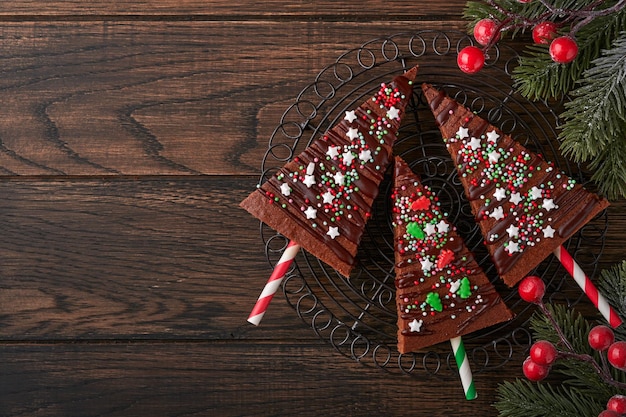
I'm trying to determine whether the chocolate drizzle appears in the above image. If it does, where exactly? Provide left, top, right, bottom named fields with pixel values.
left=400, top=283, right=502, bottom=337
left=243, top=70, right=417, bottom=277
left=422, top=83, right=610, bottom=286
left=392, top=155, right=513, bottom=353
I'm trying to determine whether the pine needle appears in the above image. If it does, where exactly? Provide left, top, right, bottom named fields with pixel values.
left=559, top=32, right=626, bottom=199
left=599, top=261, right=626, bottom=339
left=494, top=380, right=604, bottom=417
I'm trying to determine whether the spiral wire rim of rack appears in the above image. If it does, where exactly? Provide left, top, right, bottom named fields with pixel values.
left=256, top=30, right=608, bottom=379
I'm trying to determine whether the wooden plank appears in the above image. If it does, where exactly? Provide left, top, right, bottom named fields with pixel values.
left=0, top=177, right=314, bottom=340
left=0, top=341, right=519, bottom=417
left=0, top=20, right=465, bottom=176
left=0, top=1, right=468, bottom=17
left=0, top=176, right=623, bottom=340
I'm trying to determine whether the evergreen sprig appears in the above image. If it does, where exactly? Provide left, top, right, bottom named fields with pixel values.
left=529, top=304, right=591, bottom=352
left=599, top=261, right=626, bottom=340
left=495, top=379, right=604, bottom=417
left=558, top=30, right=626, bottom=199
left=513, top=2, right=626, bottom=100
left=530, top=305, right=623, bottom=399
left=494, top=262, right=626, bottom=417
left=464, top=1, right=626, bottom=199
left=464, top=0, right=626, bottom=100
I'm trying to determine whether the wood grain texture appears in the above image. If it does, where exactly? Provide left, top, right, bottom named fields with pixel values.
left=0, top=177, right=622, bottom=337
left=0, top=342, right=526, bottom=417
left=0, top=1, right=623, bottom=416
left=0, top=20, right=464, bottom=176
left=0, top=1, right=469, bottom=17
left=0, top=177, right=315, bottom=340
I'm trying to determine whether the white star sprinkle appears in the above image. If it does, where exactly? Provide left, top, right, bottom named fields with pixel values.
left=322, top=191, right=335, bottom=204
left=510, top=192, right=522, bottom=205
left=344, top=110, right=357, bottom=123
left=358, top=149, right=372, bottom=163
left=529, top=186, right=543, bottom=200
left=543, top=225, right=556, bottom=238
left=506, top=241, right=520, bottom=254
left=486, top=130, right=500, bottom=143
left=342, top=151, right=355, bottom=166
left=456, top=126, right=469, bottom=140
left=506, top=224, right=519, bottom=238
left=306, top=162, right=315, bottom=175
left=303, top=174, right=316, bottom=188
left=488, top=150, right=501, bottom=163
left=304, top=206, right=317, bottom=219
left=450, top=280, right=461, bottom=294
left=327, top=226, right=340, bottom=239
left=326, top=145, right=340, bottom=159
left=424, top=223, right=437, bottom=236
left=493, top=188, right=507, bottom=201
left=420, top=258, right=434, bottom=272
left=409, top=319, right=423, bottom=333
left=489, top=206, right=504, bottom=220
left=387, top=106, right=400, bottom=120
left=333, top=172, right=345, bottom=185
left=542, top=198, right=556, bottom=211
left=436, top=220, right=449, bottom=233
left=280, top=182, right=291, bottom=196
left=468, top=137, right=482, bottom=150
left=346, top=127, right=359, bottom=140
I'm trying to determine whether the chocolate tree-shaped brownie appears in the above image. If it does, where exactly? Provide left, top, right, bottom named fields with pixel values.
left=240, top=66, right=418, bottom=277
left=392, top=156, right=513, bottom=353
left=421, top=84, right=609, bottom=287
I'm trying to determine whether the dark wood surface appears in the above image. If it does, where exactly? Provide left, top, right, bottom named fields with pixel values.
left=0, top=2, right=624, bottom=416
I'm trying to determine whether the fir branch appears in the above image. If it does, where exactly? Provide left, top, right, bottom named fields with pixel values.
left=529, top=304, right=591, bottom=353
left=512, top=45, right=577, bottom=100
left=559, top=32, right=626, bottom=157
left=599, top=260, right=626, bottom=337
left=559, top=32, right=626, bottom=199
left=512, top=3, right=626, bottom=100
left=494, top=379, right=604, bottom=417
left=587, top=138, right=626, bottom=200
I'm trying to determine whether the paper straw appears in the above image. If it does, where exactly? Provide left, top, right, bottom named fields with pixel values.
left=553, top=245, right=622, bottom=328
left=247, top=240, right=301, bottom=326
left=450, top=336, right=477, bottom=400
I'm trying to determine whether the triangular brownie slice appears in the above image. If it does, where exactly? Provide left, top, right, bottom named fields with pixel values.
left=392, top=156, right=513, bottom=354
left=421, top=84, right=610, bottom=287
left=241, top=66, right=419, bottom=277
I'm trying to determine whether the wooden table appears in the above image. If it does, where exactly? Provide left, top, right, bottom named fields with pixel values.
left=0, top=2, right=623, bottom=416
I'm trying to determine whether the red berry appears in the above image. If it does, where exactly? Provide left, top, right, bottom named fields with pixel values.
left=473, top=18, right=500, bottom=46
left=532, top=21, right=558, bottom=45
left=608, top=341, right=626, bottom=370
left=523, top=356, right=550, bottom=381
left=607, top=395, right=626, bottom=414
left=457, top=46, right=485, bottom=74
left=518, top=275, right=545, bottom=303
left=598, top=411, right=621, bottom=417
left=549, top=36, right=579, bottom=64
left=588, top=325, right=615, bottom=351
left=530, top=340, right=558, bottom=366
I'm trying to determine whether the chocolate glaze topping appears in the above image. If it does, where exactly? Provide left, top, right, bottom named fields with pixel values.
left=246, top=70, right=416, bottom=274
left=422, top=83, right=609, bottom=285
left=392, top=156, right=513, bottom=352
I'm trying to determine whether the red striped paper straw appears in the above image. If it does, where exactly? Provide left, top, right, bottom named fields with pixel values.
left=247, top=240, right=301, bottom=326
left=553, top=245, right=622, bottom=328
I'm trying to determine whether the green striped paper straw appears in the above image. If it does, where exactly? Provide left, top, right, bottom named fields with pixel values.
left=450, top=336, right=477, bottom=400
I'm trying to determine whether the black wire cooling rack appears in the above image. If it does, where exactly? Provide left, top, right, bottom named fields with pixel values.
left=255, top=30, right=608, bottom=380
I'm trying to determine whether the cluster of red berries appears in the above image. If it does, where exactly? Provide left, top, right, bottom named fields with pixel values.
left=457, top=0, right=579, bottom=74
left=517, top=275, right=626, bottom=417
left=599, top=395, right=626, bottom=417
